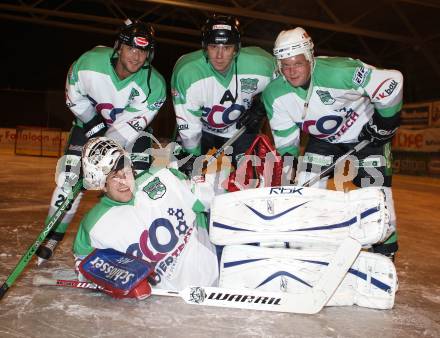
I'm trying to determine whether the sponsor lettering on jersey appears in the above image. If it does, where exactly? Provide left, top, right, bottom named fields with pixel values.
left=127, top=116, right=146, bottom=132
left=327, top=109, right=360, bottom=142
left=352, top=66, right=371, bottom=87
left=301, top=107, right=359, bottom=141
left=240, top=78, right=259, bottom=94
left=372, top=78, right=399, bottom=101
left=176, top=115, right=189, bottom=130
left=143, top=177, right=166, bottom=199
left=316, top=90, right=335, bottom=105
left=202, top=103, right=246, bottom=129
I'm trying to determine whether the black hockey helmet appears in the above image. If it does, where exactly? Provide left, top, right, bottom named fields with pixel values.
left=201, top=14, right=241, bottom=50
left=115, top=19, right=155, bottom=62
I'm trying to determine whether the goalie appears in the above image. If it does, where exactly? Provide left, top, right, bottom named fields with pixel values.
left=72, top=137, right=219, bottom=298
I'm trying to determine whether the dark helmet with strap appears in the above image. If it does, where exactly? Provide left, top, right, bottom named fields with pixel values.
left=115, top=19, right=155, bottom=63
left=201, top=14, right=241, bottom=50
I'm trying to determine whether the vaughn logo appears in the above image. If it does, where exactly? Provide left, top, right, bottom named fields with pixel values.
left=316, top=90, right=335, bottom=105
left=240, top=78, right=259, bottom=94
left=143, top=177, right=166, bottom=199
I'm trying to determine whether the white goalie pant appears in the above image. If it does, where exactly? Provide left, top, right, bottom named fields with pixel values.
left=219, top=245, right=398, bottom=310
left=209, top=186, right=392, bottom=248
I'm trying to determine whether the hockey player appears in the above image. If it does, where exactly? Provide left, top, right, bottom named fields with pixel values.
left=262, top=27, right=403, bottom=259
left=171, top=14, right=276, bottom=175
left=36, top=19, right=167, bottom=265
left=73, top=137, right=219, bottom=291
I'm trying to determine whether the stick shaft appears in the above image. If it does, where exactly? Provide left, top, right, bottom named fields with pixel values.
left=301, top=140, right=370, bottom=187
left=0, top=180, right=83, bottom=300
left=205, top=126, right=246, bottom=166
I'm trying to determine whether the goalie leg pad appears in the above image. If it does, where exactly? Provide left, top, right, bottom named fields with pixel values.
left=219, top=245, right=397, bottom=309
left=210, top=186, right=390, bottom=247
left=79, top=248, right=153, bottom=300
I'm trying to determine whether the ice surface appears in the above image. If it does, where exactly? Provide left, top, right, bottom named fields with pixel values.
left=0, top=154, right=439, bottom=337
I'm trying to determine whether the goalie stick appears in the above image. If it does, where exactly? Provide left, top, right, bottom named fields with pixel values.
left=0, top=180, right=83, bottom=300
left=301, top=140, right=370, bottom=187
left=32, top=237, right=361, bottom=314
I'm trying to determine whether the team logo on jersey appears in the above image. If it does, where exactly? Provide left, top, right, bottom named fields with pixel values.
left=147, top=98, right=165, bottom=111
left=240, top=78, right=259, bottom=94
left=143, top=177, right=166, bottom=199
left=128, top=88, right=140, bottom=104
left=352, top=66, right=371, bottom=87
left=316, top=90, right=335, bottom=105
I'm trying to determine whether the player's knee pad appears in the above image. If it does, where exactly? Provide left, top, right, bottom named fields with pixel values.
left=381, top=187, right=396, bottom=234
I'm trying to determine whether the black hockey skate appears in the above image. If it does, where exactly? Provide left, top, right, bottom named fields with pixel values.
left=35, top=231, right=65, bottom=266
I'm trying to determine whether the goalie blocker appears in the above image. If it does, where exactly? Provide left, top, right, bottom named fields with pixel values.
left=209, top=186, right=391, bottom=247
left=79, top=248, right=153, bottom=300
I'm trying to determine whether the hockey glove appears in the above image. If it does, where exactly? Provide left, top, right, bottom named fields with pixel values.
left=176, top=151, right=197, bottom=177
left=281, top=154, right=298, bottom=185
left=83, top=114, right=108, bottom=139
left=236, top=94, right=267, bottom=133
left=358, top=111, right=400, bottom=146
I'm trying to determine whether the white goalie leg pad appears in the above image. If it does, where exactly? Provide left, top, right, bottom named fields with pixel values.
left=210, top=186, right=390, bottom=247
left=219, top=245, right=397, bottom=309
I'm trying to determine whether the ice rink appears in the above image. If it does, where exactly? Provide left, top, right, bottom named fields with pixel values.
left=0, top=153, right=439, bottom=338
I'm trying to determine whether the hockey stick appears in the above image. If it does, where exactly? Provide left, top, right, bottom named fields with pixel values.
left=205, top=125, right=247, bottom=167
left=301, top=140, right=370, bottom=187
left=0, top=180, right=83, bottom=300
left=32, top=237, right=360, bottom=313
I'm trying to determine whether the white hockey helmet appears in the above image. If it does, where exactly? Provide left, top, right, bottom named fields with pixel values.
left=273, top=27, right=314, bottom=63
left=82, top=137, right=131, bottom=190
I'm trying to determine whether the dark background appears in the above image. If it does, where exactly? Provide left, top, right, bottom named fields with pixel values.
left=1, top=0, right=439, bottom=137
left=0, top=19, right=194, bottom=137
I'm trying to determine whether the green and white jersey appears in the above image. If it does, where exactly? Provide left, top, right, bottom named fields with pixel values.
left=262, top=57, right=403, bottom=156
left=66, top=46, right=166, bottom=147
left=172, top=47, right=276, bottom=155
left=73, top=168, right=218, bottom=290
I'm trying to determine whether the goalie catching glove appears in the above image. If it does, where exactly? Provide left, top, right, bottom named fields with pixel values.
left=78, top=248, right=153, bottom=300
left=358, top=111, right=400, bottom=146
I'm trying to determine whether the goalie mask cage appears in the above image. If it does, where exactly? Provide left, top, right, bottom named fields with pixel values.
left=14, top=125, right=63, bottom=157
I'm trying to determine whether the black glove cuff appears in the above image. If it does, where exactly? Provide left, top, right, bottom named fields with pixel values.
left=84, top=115, right=108, bottom=138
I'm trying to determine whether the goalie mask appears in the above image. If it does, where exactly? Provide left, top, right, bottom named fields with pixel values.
left=82, top=137, right=132, bottom=190
left=273, top=27, right=314, bottom=67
